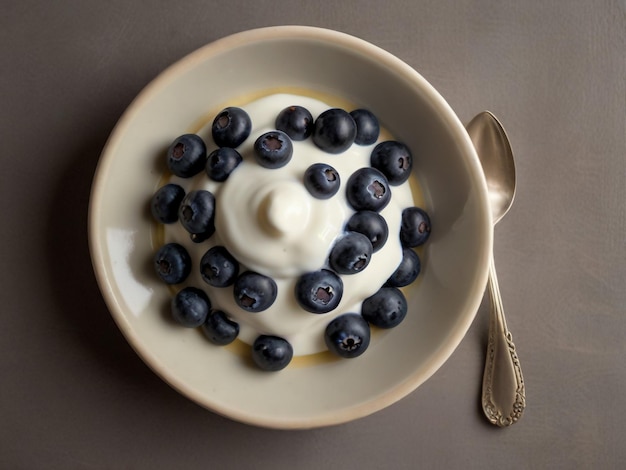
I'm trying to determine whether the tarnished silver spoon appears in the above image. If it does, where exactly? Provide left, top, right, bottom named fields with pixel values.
left=466, top=111, right=526, bottom=426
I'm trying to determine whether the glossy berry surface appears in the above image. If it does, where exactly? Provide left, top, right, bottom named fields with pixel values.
left=324, top=313, right=371, bottom=358
left=370, top=140, right=413, bottom=185
left=200, top=246, right=239, bottom=287
left=312, top=108, right=357, bottom=154
left=295, top=269, right=343, bottom=314
left=205, top=147, right=242, bottom=182
left=154, top=243, right=191, bottom=284
left=166, top=134, right=207, bottom=178
left=211, top=107, right=252, bottom=148
left=275, top=105, right=313, bottom=141
left=252, top=335, right=293, bottom=371
left=254, top=130, right=293, bottom=169
left=350, top=109, right=380, bottom=145
left=303, top=163, right=341, bottom=199
left=233, top=272, right=278, bottom=312
left=400, top=207, right=431, bottom=247
left=171, top=287, right=211, bottom=328
left=151, top=183, right=185, bottom=224
left=328, top=232, right=373, bottom=275
left=385, top=248, right=421, bottom=287
left=345, top=210, right=388, bottom=252
left=178, top=190, right=216, bottom=239
left=201, top=310, right=239, bottom=345
left=361, top=287, right=407, bottom=329
left=345, top=167, right=391, bottom=212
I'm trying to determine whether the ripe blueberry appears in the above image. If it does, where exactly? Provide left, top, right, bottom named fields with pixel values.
left=295, top=269, right=343, bottom=314
left=328, top=232, right=373, bottom=275
left=350, top=109, right=380, bottom=145
left=275, top=105, right=313, bottom=141
left=166, top=134, right=207, bottom=178
left=370, top=141, right=413, bottom=185
left=400, top=207, right=431, bottom=247
left=151, top=183, right=185, bottom=224
left=361, top=287, right=407, bottom=329
left=200, top=246, right=239, bottom=287
left=212, top=107, right=251, bottom=148
left=251, top=335, right=293, bottom=371
left=254, top=130, right=293, bottom=169
left=324, top=313, right=371, bottom=358
left=303, top=163, right=340, bottom=199
left=154, top=243, right=191, bottom=284
left=345, top=210, right=388, bottom=252
left=385, top=248, right=421, bottom=287
left=201, top=309, right=239, bottom=345
left=205, top=147, right=242, bottom=182
left=171, top=287, right=211, bottom=328
left=233, top=271, right=277, bottom=312
left=178, top=190, right=216, bottom=240
left=345, top=167, right=391, bottom=212
left=312, top=108, right=356, bottom=154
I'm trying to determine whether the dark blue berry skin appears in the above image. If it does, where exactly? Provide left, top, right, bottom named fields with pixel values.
left=171, top=287, right=211, bottom=328
left=252, top=335, right=293, bottom=371
left=370, top=141, right=413, bottom=186
left=345, top=210, right=388, bottom=252
left=167, top=134, right=207, bottom=178
left=200, top=246, right=239, bottom=287
left=295, top=269, right=343, bottom=314
left=233, top=272, right=278, bottom=312
left=205, top=147, right=242, bottom=182
left=345, top=167, right=391, bottom=212
left=212, top=107, right=252, bottom=148
left=303, top=163, right=340, bottom=199
left=361, top=287, right=407, bottom=329
left=385, top=248, right=421, bottom=287
left=350, top=109, right=380, bottom=145
left=324, top=313, right=371, bottom=358
left=154, top=243, right=191, bottom=284
left=400, top=207, right=431, bottom=247
left=151, top=184, right=185, bottom=224
left=329, top=232, right=373, bottom=275
left=312, top=108, right=357, bottom=154
left=178, top=190, right=216, bottom=239
left=254, top=130, right=293, bottom=169
left=275, top=105, right=313, bottom=141
left=201, top=310, right=239, bottom=345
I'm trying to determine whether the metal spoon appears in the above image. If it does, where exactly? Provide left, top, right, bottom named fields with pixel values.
left=466, top=111, right=526, bottom=426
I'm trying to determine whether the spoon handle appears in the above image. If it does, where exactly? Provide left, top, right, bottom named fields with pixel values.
left=482, top=256, right=526, bottom=426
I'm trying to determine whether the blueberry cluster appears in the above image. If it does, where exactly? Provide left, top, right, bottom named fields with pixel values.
left=149, top=103, right=432, bottom=371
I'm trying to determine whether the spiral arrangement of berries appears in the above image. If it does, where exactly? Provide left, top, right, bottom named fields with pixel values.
left=150, top=94, right=431, bottom=372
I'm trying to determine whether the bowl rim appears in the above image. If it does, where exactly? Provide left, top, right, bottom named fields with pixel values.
left=88, top=25, right=493, bottom=429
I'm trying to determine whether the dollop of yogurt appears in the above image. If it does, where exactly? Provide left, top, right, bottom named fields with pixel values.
left=163, top=93, right=415, bottom=355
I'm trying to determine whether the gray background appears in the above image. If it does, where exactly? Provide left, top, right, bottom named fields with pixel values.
left=2, top=1, right=624, bottom=468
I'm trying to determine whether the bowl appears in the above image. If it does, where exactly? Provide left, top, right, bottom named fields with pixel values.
left=88, top=25, right=492, bottom=429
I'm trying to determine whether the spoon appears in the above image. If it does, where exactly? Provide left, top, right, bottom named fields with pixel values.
left=466, top=111, right=526, bottom=426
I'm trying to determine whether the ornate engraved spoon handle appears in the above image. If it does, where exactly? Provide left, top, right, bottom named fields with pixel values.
left=482, top=256, right=526, bottom=426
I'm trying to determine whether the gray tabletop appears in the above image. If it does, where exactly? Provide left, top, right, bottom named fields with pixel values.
left=2, top=1, right=625, bottom=468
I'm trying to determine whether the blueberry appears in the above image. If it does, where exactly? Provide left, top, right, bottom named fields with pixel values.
left=171, top=287, right=211, bottom=328
left=201, top=309, right=239, bottom=345
left=233, top=272, right=277, bottom=312
left=385, top=248, right=421, bottom=287
left=350, top=109, right=380, bottom=145
left=254, top=130, right=293, bottom=169
left=154, top=243, right=191, bottom=284
left=205, top=147, right=242, bottom=182
left=295, top=269, right=343, bottom=314
left=324, top=313, right=371, bottom=358
left=329, top=232, right=373, bottom=275
left=251, top=335, right=293, bottom=371
left=212, top=107, right=252, bottom=148
left=345, top=210, right=388, bottom=252
left=178, top=190, right=216, bottom=240
left=312, top=108, right=357, bottom=154
left=303, top=163, right=340, bottom=199
left=199, top=246, right=239, bottom=287
left=166, top=134, right=207, bottom=178
left=150, top=183, right=185, bottom=224
left=400, top=207, right=431, bottom=247
left=275, top=105, right=314, bottom=141
left=370, top=141, right=413, bottom=185
left=361, top=287, right=407, bottom=329
left=345, top=167, right=391, bottom=212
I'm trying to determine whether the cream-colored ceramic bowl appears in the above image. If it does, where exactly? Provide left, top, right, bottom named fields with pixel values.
left=89, top=26, right=492, bottom=429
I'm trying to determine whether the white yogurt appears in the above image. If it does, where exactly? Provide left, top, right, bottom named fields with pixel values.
left=164, top=93, right=415, bottom=355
